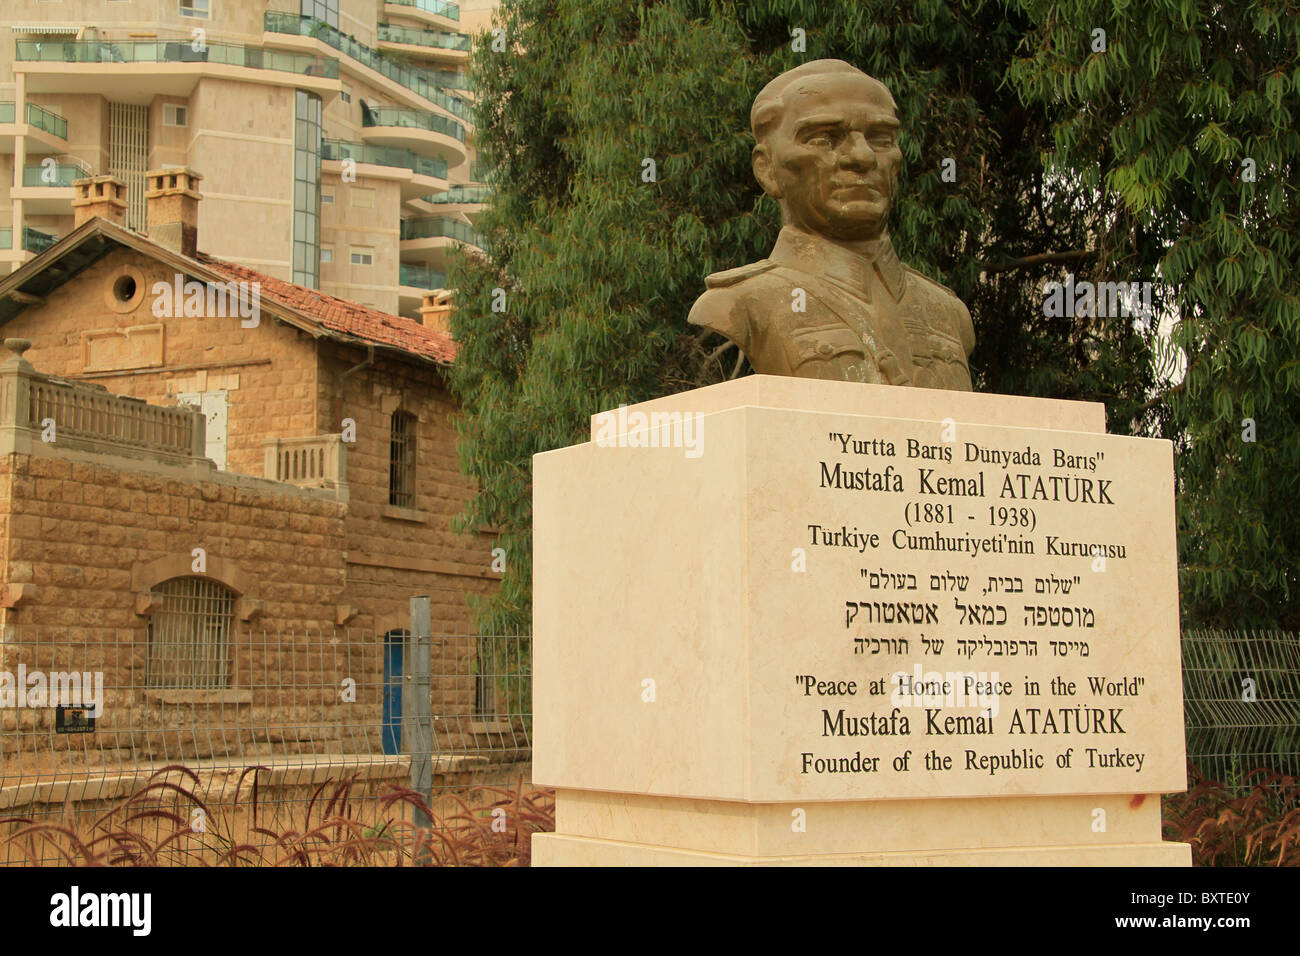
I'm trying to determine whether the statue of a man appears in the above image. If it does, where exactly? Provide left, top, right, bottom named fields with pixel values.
left=689, top=59, right=975, bottom=390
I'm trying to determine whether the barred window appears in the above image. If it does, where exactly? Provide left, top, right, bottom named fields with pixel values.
left=389, top=411, right=417, bottom=508
left=146, top=577, right=236, bottom=688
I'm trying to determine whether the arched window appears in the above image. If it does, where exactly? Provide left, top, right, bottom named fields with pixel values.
left=146, top=576, right=237, bottom=689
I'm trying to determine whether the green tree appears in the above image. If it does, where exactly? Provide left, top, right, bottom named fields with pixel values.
left=448, top=0, right=1215, bottom=633
left=1011, top=0, right=1300, bottom=628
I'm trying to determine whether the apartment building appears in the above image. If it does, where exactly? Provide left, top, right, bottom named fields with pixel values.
left=0, top=0, right=495, bottom=319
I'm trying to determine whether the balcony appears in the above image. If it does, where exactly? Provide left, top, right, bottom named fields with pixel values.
left=400, top=262, right=447, bottom=288
left=322, top=138, right=448, bottom=199
left=13, top=157, right=91, bottom=214
left=398, top=263, right=448, bottom=315
left=0, top=344, right=205, bottom=466
left=384, top=0, right=461, bottom=30
left=401, top=217, right=480, bottom=245
left=376, top=23, right=470, bottom=67
left=263, top=434, right=348, bottom=496
left=13, top=39, right=339, bottom=101
left=431, top=185, right=490, bottom=203
left=425, top=184, right=489, bottom=222
left=399, top=215, right=483, bottom=271
left=361, top=105, right=467, bottom=168
left=0, top=227, right=59, bottom=265
left=0, top=101, right=68, bottom=155
left=264, top=13, right=471, bottom=123
left=23, top=160, right=88, bottom=188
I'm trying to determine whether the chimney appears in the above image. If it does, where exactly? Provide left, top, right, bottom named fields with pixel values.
left=419, top=289, right=455, bottom=334
left=144, top=166, right=203, bottom=257
left=71, top=174, right=128, bottom=228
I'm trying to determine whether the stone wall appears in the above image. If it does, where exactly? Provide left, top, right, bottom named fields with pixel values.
left=316, top=342, right=500, bottom=640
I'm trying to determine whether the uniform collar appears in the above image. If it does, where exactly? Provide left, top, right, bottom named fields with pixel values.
left=769, top=226, right=907, bottom=302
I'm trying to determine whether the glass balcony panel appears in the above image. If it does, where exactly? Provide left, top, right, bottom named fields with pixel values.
left=362, top=105, right=465, bottom=142
left=14, top=39, right=337, bottom=79
left=385, top=0, right=461, bottom=21
left=400, top=216, right=482, bottom=246
left=23, top=161, right=90, bottom=187
left=376, top=23, right=470, bottom=52
left=399, top=263, right=447, bottom=287
left=322, top=138, right=448, bottom=180
left=23, top=227, right=58, bottom=253
left=430, top=185, right=491, bottom=203
left=263, top=13, right=470, bottom=120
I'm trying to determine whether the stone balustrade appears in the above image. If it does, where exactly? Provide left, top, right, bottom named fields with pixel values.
left=263, top=433, right=348, bottom=493
left=0, top=338, right=205, bottom=463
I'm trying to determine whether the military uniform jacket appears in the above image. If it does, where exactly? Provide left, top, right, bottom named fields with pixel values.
left=688, top=227, right=975, bottom=391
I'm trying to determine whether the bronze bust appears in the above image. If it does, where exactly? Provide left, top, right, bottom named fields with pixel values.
left=689, top=60, right=974, bottom=390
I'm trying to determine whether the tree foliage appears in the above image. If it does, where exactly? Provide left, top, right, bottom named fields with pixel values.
left=449, top=0, right=1296, bottom=632
left=1012, top=0, right=1300, bottom=628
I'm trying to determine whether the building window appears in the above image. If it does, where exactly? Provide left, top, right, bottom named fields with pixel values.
left=146, top=576, right=236, bottom=689
left=320, top=247, right=333, bottom=263
left=321, top=192, right=334, bottom=204
left=389, top=411, right=416, bottom=508
left=340, top=87, right=352, bottom=105
left=163, top=104, right=188, bottom=127
left=292, top=90, right=323, bottom=288
left=350, top=249, right=373, bottom=265
left=179, top=0, right=211, bottom=18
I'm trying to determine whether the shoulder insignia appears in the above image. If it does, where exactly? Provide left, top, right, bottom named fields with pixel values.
left=904, top=265, right=961, bottom=300
left=704, top=259, right=777, bottom=289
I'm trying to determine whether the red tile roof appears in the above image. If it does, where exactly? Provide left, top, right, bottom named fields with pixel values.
left=196, top=253, right=455, bottom=365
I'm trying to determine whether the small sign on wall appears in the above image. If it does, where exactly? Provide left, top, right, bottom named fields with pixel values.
left=55, top=707, right=96, bottom=734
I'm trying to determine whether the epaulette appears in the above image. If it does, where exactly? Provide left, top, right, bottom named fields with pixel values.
left=704, top=259, right=778, bottom=289
left=904, top=265, right=961, bottom=300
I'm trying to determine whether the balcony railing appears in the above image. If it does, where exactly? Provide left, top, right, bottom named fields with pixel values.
left=377, top=23, right=470, bottom=52
left=264, top=12, right=471, bottom=120
left=22, top=227, right=58, bottom=253
left=386, top=0, right=461, bottom=21
left=0, top=102, right=68, bottom=139
left=430, top=185, right=491, bottom=204
left=322, top=138, right=448, bottom=180
left=362, top=105, right=465, bottom=142
left=14, top=39, right=339, bottom=79
left=263, top=434, right=347, bottom=490
left=400, top=216, right=482, bottom=246
left=0, top=355, right=205, bottom=461
left=399, top=263, right=447, bottom=288
left=22, top=160, right=90, bottom=187
left=0, top=227, right=58, bottom=253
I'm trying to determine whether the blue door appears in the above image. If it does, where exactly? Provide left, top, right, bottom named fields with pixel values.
left=382, top=630, right=404, bottom=754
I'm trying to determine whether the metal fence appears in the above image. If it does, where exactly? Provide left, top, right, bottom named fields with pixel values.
left=1182, top=629, right=1300, bottom=791
left=0, top=597, right=532, bottom=865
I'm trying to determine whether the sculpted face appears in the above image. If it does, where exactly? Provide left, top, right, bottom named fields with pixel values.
left=753, top=72, right=902, bottom=242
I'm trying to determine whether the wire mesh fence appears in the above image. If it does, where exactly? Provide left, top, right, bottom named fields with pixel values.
left=1182, top=629, right=1300, bottom=792
left=0, top=604, right=532, bottom=865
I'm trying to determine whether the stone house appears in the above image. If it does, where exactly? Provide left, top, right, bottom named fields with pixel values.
left=0, top=168, right=501, bottom=763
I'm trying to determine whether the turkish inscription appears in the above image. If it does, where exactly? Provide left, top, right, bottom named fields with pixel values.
left=750, top=412, right=1183, bottom=798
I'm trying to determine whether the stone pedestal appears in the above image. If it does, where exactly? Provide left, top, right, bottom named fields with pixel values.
left=532, top=376, right=1190, bottom=866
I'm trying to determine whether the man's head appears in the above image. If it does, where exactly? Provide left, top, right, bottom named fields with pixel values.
left=751, top=60, right=902, bottom=242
